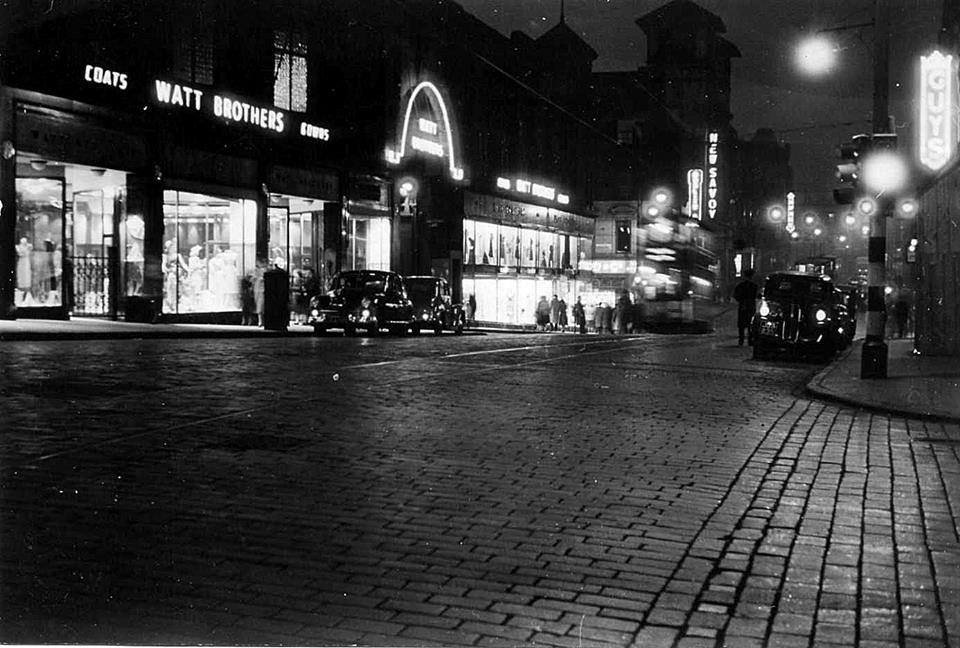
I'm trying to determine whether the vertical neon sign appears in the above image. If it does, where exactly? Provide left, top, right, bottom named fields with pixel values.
left=785, top=191, right=796, bottom=233
left=919, top=50, right=957, bottom=171
left=706, top=132, right=719, bottom=219
left=687, top=169, right=703, bottom=220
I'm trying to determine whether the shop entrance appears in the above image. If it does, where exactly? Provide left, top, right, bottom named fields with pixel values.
left=14, top=157, right=135, bottom=319
left=71, top=185, right=121, bottom=316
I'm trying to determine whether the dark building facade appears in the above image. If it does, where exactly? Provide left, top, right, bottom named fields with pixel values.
left=0, top=0, right=635, bottom=326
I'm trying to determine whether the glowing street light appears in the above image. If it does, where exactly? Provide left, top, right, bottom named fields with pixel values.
left=860, top=150, right=909, bottom=193
left=795, top=35, right=838, bottom=76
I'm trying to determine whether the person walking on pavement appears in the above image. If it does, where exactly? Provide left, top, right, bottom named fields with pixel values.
left=536, top=296, right=551, bottom=331
left=572, top=297, right=586, bottom=334
left=558, top=297, right=568, bottom=332
left=733, top=268, right=759, bottom=346
left=549, top=294, right=560, bottom=331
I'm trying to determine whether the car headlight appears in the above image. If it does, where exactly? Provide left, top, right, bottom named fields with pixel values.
left=362, top=309, right=371, bottom=319
left=759, top=300, right=770, bottom=317
left=815, top=308, right=828, bottom=322
left=311, top=308, right=319, bottom=317
left=422, top=313, right=430, bottom=320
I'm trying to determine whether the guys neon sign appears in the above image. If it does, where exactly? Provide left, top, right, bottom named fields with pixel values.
left=919, top=50, right=957, bottom=171
left=385, top=81, right=464, bottom=181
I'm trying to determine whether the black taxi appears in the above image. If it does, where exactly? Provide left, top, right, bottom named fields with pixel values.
left=751, top=271, right=855, bottom=360
left=308, top=270, right=415, bottom=336
left=405, top=275, right=464, bottom=335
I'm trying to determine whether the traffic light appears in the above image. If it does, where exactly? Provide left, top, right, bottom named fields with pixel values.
left=833, top=133, right=872, bottom=204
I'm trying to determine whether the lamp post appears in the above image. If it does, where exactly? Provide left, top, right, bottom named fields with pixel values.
left=796, top=0, right=893, bottom=377
left=861, top=0, right=892, bottom=378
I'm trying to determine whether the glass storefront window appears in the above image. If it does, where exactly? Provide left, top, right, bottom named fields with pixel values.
left=14, top=177, right=64, bottom=307
left=346, top=217, right=390, bottom=271
left=499, top=224, right=519, bottom=270
left=162, top=190, right=256, bottom=314
left=475, top=221, right=498, bottom=266
left=463, top=220, right=477, bottom=265
left=520, top=227, right=537, bottom=270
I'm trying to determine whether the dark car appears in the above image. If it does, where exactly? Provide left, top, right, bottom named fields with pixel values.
left=405, top=275, right=464, bottom=335
left=751, top=271, right=854, bottom=360
left=307, top=270, right=414, bottom=336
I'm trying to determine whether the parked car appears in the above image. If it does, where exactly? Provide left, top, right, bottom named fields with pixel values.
left=751, top=271, right=854, bottom=360
left=307, top=270, right=414, bottom=336
left=405, top=275, right=464, bottom=335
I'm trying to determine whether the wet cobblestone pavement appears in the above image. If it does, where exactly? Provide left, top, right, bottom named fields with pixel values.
left=1, top=331, right=958, bottom=646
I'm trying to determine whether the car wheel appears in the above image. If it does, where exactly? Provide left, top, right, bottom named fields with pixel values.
left=412, top=324, right=421, bottom=335
left=313, top=325, right=327, bottom=336
left=344, top=325, right=356, bottom=336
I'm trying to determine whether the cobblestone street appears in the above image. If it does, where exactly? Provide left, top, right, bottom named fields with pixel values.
left=1, top=331, right=958, bottom=647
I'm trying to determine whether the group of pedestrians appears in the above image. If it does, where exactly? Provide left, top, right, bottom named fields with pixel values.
left=535, top=294, right=634, bottom=335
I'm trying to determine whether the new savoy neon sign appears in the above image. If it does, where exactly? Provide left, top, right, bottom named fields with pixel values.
left=919, top=50, right=957, bottom=171
left=385, top=81, right=464, bottom=181
left=706, top=132, right=720, bottom=219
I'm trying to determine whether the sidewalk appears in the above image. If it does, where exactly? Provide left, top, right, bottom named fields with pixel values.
left=806, top=337, right=960, bottom=422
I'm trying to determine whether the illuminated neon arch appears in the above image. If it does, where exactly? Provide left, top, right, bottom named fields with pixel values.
left=385, top=81, right=464, bottom=181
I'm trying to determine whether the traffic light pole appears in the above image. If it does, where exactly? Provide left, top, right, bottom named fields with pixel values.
left=860, top=0, right=890, bottom=378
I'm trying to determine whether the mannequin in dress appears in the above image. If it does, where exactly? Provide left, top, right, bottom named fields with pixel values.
left=15, top=237, right=32, bottom=303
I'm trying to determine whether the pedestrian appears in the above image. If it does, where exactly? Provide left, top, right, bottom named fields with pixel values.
left=733, top=268, right=759, bottom=346
left=241, top=274, right=256, bottom=325
left=894, top=298, right=910, bottom=338
left=572, top=297, right=586, bottom=334
left=253, top=262, right=266, bottom=327
left=601, top=301, right=613, bottom=334
left=558, top=297, right=568, bottom=331
left=593, top=301, right=604, bottom=333
left=466, top=293, right=477, bottom=326
left=549, top=294, right=560, bottom=331
left=536, top=296, right=551, bottom=331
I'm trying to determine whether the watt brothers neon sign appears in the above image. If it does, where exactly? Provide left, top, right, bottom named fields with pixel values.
left=385, top=81, right=464, bottom=181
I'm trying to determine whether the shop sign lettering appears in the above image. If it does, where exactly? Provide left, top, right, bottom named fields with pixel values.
left=84, top=64, right=128, bottom=90
left=919, top=50, right=957, bottom=171
left=385, top=80, right=464, bottom=181
left=153, top=79, right=286, bottom=133
left=705, top=132, right=720, bottom=219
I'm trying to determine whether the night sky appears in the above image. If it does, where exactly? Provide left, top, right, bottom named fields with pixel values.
left=457, top=0, right=943, bottom=208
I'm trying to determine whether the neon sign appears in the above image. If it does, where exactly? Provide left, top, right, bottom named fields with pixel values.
left=785, top=191, right=796, bottom=232
left=84, top=64, right=128, bottom=90
left=919, top=50, right=957, bottom=171
left=496, top=176, right=569, bottom=205
left=385, top=81, right=464, bottom=181
left=151, top=79, right=331, bottom=141
left=705, top=132, right=720, bottom=218
left=686, top=168, right=703, bottom=220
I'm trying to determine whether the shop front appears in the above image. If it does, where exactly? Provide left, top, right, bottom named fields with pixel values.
left=461, top=191, right=592, bottom=327
left=4, top=99, right=150, bottom=320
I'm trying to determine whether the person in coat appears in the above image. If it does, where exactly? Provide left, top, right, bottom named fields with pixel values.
left=733, top=268, right=759, bottom=346
left=549, top=295, right=560, bottom=331
left=536, top=296, right=551, bottom=331
left=558, top=297, right=568, bottom=332
left=572, top=297, right=586, bottom=334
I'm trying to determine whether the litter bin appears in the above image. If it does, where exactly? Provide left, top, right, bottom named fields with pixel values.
left=262, top=267, right=289, bottom=331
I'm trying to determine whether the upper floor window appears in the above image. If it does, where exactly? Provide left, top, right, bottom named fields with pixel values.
left=174, top=32, right=213, bottom=85
left=273, top=30, right=307, bottom=112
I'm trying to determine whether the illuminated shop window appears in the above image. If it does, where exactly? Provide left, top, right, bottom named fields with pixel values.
left=346, top=217, right=390, bottom=271
left=273, top=30, right=307, bottom=112
left=162, top=190, right=256, bottom=314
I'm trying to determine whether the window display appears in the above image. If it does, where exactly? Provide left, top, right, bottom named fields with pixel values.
left=474, top=221, right=498, bottom=266
left=346, top=217, right=390, bottom=271
left=162, top=190, right=256, bottom=313
left=14, top=177, right=64, bottom=307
